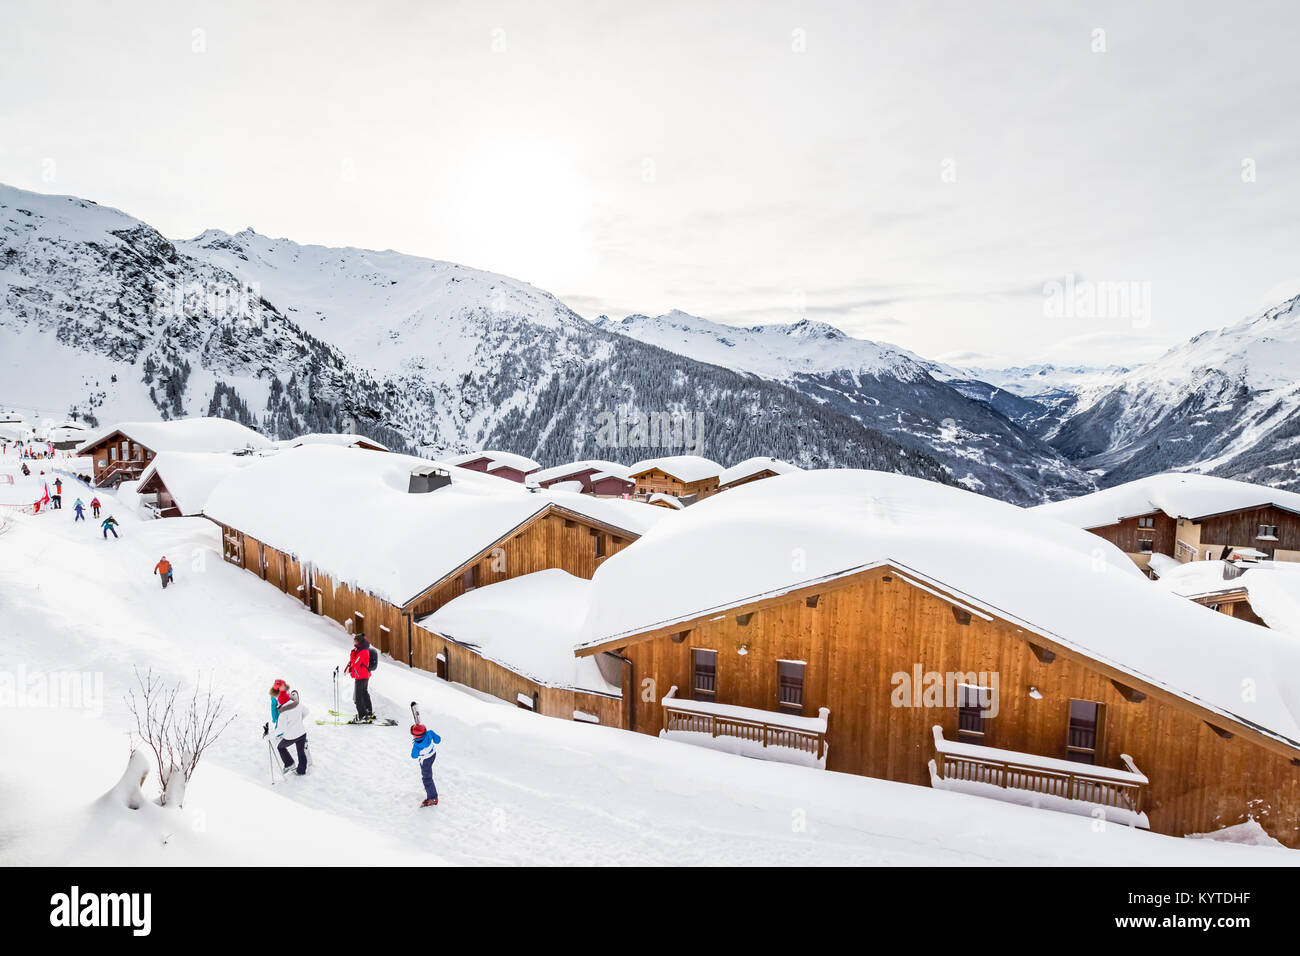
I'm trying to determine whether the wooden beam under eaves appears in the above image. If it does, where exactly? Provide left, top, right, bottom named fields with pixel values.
left=1028, top=642, right=1056, bottom=664
left=1110, top=679, right=1147, bottom=703
left=1205, top=722, right=1235, bottom=740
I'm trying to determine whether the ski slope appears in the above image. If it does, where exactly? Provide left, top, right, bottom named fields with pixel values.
left=0, top=456, right=1293, bottom=865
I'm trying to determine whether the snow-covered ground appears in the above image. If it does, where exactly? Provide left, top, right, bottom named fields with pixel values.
left=0, top=454, right=1294, bottom=866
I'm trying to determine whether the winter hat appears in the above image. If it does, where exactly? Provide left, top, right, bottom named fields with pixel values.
left=411, top=724, right=426, bottom=738
left=271, top=678, right=288, bottom=693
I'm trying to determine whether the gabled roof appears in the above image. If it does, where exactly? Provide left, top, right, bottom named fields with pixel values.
left=579, top=469, right=1300, bottom=755
left=202, top=444, right=664, bottom=607
left=1154, top=559, right=1300, bottom=638
left=418, top=570, right=617, bottom=695
left=74, top=417, right=273, bottom=457
left=1031, top=472, right=1300, bottom=528
left=531, top=459, right=632, bottom=484
left=444, top=449, right=540, bottom=474
left=137, top=451, right=260, bottom=516
left=284, top=433, right=389, bottom=452
left=719, top=456, right=802, bottom=487
left=628, top=455, right=722, bottom=484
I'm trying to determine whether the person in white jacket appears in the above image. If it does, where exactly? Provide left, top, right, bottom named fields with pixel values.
left=272, top=684, right=310, bottom=776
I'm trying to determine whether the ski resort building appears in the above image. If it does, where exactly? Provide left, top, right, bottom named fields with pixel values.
left=717, top=457, right=802, bottom=492
left=575, top=469, right=1300, bottom=846
left=415, top=570, right=624, bottom=725
left=628, top=455, right=723, bottom=503
left=203, top=444, right=665, bottom=678
left=283, top=433, right=389, bottom=452
left=136, top=451, right=259, bottom=518
left=444, top=450, right=541, bottom=484
left=1032, top=473, right=1300, bottom=571
left=75, top=418, right=273, bottom=487
left=1150, top=554, right=1300, bottom=632
left=530, top=460, right=634, bottom=497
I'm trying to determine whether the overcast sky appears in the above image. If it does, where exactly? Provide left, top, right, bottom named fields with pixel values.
left=2, top=0, right=1298, bottom=367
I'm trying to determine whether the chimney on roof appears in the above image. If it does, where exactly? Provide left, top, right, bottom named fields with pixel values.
left=409, top=465, right=451, bottom=494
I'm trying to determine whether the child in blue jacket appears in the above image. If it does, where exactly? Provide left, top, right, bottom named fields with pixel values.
left=410, top=723, right=442, bottom=807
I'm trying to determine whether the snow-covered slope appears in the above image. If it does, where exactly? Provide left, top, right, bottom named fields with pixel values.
left=0, top=184, right=948, bottom=481
left=599, top=311, right=1098, bottom=504
left=1049, top=295, right=1300, bottom=491
left=0, top=456, right=1292, bottom=865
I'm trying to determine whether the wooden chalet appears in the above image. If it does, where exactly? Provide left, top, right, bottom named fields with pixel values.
left=444, top=449, right=541, bottom=484
left=531, top=460, right=634, bottom=497
left=286, top=433, right=389, bottom=452
left=135, top=451, right=257, bottom=518
left=74, top=417, right=272, bottom=487
left=202, top=444, right=663, bottom=687
left=717, top=457, right=802, bottom=492
left=576, top=470, right=1300, bottom=846
left=415, top=570, right=625, bottom=726
left=628, top=455, right=722, bottom=501
left=1033, top=473, right=1300, bottom=572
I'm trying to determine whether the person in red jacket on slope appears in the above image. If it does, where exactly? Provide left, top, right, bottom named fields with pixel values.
left=345, top=633, right=377, bottom=723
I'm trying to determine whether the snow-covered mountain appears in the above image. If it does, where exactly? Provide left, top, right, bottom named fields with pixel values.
left=1046, top=295, right=1300, bottom=491
left=0, top=184, right=948, bottom=480
left=597, top=311, right=1098, bottom=503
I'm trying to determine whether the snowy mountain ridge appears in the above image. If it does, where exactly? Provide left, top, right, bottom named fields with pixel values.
left=0, top=183, right=949, bottom=482
left=600, top=310, right=1100, bottom=503
left=1049, top=294, right=1300, bottom=491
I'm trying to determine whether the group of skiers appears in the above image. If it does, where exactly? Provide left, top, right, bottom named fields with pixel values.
left=268, top=632, right=442, bottom=807
left=1, top=441, right=55, bottom=459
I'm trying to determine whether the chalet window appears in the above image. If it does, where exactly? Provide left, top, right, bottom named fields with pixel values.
left=1138, top=538, right=1154, bottom=554
left=461, top=564, right=481, bottom=591
left=1258, top=524, right=1279, bottom=539
left=777, top=661, right=804, bottom=713
left=109, top=446, right=118, bottom=461
left=957, top=685, right=991, bottom=743
left=692, top=649, right=717, bottom=701
left=1067, top=700, right=1103, bottom=764
left=593, top=530, right=606, bottom=558
left=1137, top=516, right=1154, bottom=528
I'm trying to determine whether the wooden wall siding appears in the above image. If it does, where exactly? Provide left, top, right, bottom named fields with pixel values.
left=1085, top=512, right=1177, bottom=557
left=1197, top=505, right=1300, bottom=556
left=405, top=511, right=636, bottom=619
left=616, top=568, right=1300, bottom=846
left=411, top=622, right=626, bottom=727
left=719, top=470, right=778, bottom=492
left=633, top=470, right=719, bottom=500
left=214, top=512, right=635, bottom=726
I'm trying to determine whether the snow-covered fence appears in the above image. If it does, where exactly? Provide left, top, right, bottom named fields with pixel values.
left=929, top=725, right=1147, bottom=816
left=660, top=686, right=830, bottom=764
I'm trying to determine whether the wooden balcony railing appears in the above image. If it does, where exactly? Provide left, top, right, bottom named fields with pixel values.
left=661, top=686, right=830, bottom=761
left=931, top=726, right=1146, bottom=814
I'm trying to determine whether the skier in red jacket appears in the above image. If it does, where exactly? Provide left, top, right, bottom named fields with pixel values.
left=345, top=633, right=377, bottom=722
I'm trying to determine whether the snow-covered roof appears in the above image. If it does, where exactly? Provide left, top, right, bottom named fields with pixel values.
left=284, top=433, right=389, bottom=452
left=74, top=417, right=273, bottom=457
left=419, top=570, right=618, bottom=695
left=1031, top=472, right=1300, bottom=528
left=202, top=445, right=664, bottom=606
left=647, top=493, right=685, bottom=510
left=579, top=469, right=1300, bottom=753
left=1154, top=560, right=1300, bottom=639
left=531, top=460, right=632, bottom=484
left=444, top=449, right=540, bottom=474
left=136, top=452, right=261, bottom=516
left=719, top=456, right=803, bottom=487
left=628, top=455, right=722, bottom=483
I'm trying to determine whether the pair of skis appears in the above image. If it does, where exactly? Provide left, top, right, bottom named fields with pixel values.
left=315, top=665, right=398, bottom=725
